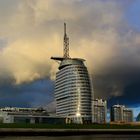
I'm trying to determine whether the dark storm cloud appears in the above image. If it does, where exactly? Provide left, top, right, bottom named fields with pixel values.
left=94, top=73, right=140, bottom=107
left=93, top=48, right=140, bottom=108
left=0, top=79, right=54, bottom=107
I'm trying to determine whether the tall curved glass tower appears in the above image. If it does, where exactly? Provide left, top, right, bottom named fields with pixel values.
left=51, top=23, right=92, bottom=124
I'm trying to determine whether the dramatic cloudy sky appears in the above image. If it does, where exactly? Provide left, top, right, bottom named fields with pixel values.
left=0, top=0, right=140, bottom=117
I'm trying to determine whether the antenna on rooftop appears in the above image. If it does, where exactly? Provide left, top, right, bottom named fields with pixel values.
left=63, top=23, right=70, bottom=58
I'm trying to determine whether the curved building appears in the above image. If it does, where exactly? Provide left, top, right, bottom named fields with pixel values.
left=51, top=23, right=92, bottom=124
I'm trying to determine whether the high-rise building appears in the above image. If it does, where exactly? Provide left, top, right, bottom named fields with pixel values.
left=92, top=99, right=107, bottom=124
left=123, top=108, right=133, bottom=122
left=51, top=23, right=92, bottom=124
left=111, top=105, right=124, bottom=122
left=111, top=105, right=133, bottom=123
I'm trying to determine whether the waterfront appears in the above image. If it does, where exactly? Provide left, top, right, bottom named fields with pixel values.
left=0, top=135, right=140, bottom=140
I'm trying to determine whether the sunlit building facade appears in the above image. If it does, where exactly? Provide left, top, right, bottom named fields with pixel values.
left=92, top=99, right=107, bottom=124
left=54, top=58, right=92, bottom=124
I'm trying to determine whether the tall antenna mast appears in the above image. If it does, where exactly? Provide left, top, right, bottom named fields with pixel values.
left=63, top=23, right=70, bottom=58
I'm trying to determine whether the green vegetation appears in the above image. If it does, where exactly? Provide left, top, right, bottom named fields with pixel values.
left=0, top=123, right=140, bottom=129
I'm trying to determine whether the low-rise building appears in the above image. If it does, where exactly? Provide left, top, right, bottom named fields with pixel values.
left=0, top=107, right=65, bottom=124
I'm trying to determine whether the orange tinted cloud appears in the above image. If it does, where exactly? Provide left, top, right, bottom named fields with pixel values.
left=0, top=0, right=140, bottom=100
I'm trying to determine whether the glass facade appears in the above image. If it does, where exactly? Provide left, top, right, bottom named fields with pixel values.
left=54, top=58, right=92, bottom=124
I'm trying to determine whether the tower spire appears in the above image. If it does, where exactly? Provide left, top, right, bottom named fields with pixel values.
left=63, top=23, right=70, bottom=58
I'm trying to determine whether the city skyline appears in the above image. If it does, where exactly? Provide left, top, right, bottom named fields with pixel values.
left=0, top=0, right=140, bottom=118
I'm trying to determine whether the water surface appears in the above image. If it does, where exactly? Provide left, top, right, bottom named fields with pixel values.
left=0, top=135, right=140, bottom=140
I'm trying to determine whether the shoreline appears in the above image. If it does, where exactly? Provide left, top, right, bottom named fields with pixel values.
left=0, top=129, right=140, bottom=136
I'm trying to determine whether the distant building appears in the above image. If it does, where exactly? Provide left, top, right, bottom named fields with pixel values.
left=51, top=23, right=92, bottom=124
left=123, top=108, right=133, bottom=122
left=136, top=113, right=140, bottom=122
left=92, top=99, right=107, bottom=124
left=111, top=105, right=124, bottom=122
left=111, top=105, right=133, bottom=123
